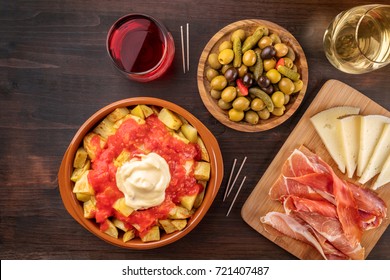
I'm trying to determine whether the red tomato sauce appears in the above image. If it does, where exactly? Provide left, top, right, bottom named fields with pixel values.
left=87, top=115, right=203, bottom=235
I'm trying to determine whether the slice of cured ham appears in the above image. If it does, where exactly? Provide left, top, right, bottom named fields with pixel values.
left=269, top=147, right=387, bottom=225
left=261, top=211, right=328, bottom=260
left=262, top=145, right=387, bottom=260
left=283, top=195, right=337, bottom=219
left=293, top=211, right=365, bottom=260
left=261, top=211, right=349, bottom=260
left=283, top=196, right=364, bottom=259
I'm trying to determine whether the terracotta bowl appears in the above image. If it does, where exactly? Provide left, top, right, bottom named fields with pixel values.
left=197, top=19, right=308, bottom=132
left=58, top=97, right=224, bottom=249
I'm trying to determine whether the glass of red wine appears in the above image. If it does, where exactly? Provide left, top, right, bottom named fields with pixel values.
left=107, top=14, right=175, bottom=82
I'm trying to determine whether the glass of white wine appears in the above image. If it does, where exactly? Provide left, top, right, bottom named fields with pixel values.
left=323, top=4, right=390, bottom=74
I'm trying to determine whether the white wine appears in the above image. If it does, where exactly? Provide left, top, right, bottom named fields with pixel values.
left=323, top=5, right=390, bottom=74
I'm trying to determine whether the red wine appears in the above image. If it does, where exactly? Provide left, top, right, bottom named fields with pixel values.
left=107, top=14, right=174, bottom=81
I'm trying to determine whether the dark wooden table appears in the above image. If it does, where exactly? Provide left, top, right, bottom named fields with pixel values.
left=1, top=0, right=389, bottom=260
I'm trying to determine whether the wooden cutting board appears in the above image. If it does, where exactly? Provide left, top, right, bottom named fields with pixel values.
left=241, top=79, right=390, bottom=259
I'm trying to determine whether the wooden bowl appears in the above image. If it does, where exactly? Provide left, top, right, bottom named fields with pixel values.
left=197, top=19, right=308, bottom=132
left=58, top=97, right=224, bottom=249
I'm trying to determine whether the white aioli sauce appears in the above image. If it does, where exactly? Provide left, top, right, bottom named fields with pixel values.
left=116, top=153, right=171, bottom=210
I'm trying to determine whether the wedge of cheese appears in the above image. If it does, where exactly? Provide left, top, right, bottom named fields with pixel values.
left=372, top=155, right=390, bottom=190
left=359, top=123, right=390, bottom=184
left=357, top=115, right=390, bottom=177
left=310, top=106, right=360, bottom=173
left=339, top=115, right=361, bottom=178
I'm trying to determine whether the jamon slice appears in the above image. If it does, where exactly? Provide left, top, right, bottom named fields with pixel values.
left=269, top=175, right=326, bottom=202
left=347, top=181, right=387, bottom=219
left=294, top=211, right=365, bottom=260
left=261, top=211, right=328, bottom=259
left=270, top=146, right=387, bottom=230
left=282, top=148, right=329, bottom=177
left=329, top=169, right=362, bottom=247
left=261, top=212, right=349, bottom=260
left=270, top=148, right=334, bottom=202
left=282, top=195, right=363, bottom=259
left=283, top=195, right=337, bottom=219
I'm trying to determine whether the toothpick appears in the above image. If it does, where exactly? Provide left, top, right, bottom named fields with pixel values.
left=226, top=176, right=246, bottom=217
left=223, top=158, right=237, bottom=201
left=186, top=23, right=189, bottom=72
left=180, top=25, right=185, bottom=73
left=227, top=156, right=247, bottom=198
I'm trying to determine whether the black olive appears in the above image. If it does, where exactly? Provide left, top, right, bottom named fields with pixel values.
left=242, top=73, right=254, bottom=87
left=260, top=45, right=276, bottom=60
left=224, top=67, right=238, bottom=83
left=257, top=76, right=271, bottom=88
left=261, top=84, right=274, bottom=95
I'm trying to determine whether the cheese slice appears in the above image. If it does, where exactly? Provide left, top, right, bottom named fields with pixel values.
left=372, top=154, right=390, bottom=190
left=310, top=106, right=360, bottom=173
left=339, top=115, right=361, bottom=178
left=357, top=115, right=390, bottom=176
left=359, top=123, right=390, bottom=184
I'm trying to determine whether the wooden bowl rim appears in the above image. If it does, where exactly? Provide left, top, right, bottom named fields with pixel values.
left=197, top=19, right=308, bottom=132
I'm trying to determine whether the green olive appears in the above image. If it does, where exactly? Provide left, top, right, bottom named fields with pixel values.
left=228, top=108, right=245, bottom=122
left=237, top=64, right=248, bottom=78
left=231, top=29, right=246, bottom=42
left=269, top=33, right=281, bottom=44
left=206, top=68, right=219, bottom=82
left=210, top=75, right=227, bottom=91
left=286, top=46, right=296, bottom=61
left=263, top=58, right=276, bottom=72
left=293, top=80, right=303, bottom=93
left=283, top=57, right=294, bottom=69
left=266, top=69, right=281, bottom=84
left=274, top=43, right=289, bottom=58
left=232, top=96, right=250, bottom=111
left=292, top=64, right=298, bottom=72
left=219, top=40, right=233, bottom=52
left=284, top=93, right=290, bottom=105
left=221, top=86, right=237, bottom=103
left=271, top=91, right=285, bottom=108
left=258, top=108, right=270, bottom=120
left=271, top=106, right=285, bottom=116
left=210, top=89, right=221, bottom=99
left=218, top=49, right=234, bottom=65
left=208, top=53, right=222, bottom=69
left=242, top=50, right=257, bottom=66
left=258, top=36, right=273, bottom=49
left=251, top=98, right=266, bottom=111
left=278, top=77, right=295, bottom=95
left=218, top=98, right=232, bottom=110
left=245, top=110, right=259, bottom=124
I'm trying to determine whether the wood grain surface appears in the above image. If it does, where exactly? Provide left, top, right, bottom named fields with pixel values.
left=197, top=19, right=308, bottom=132
left=241, top=80, right=390, bottom=259
left=1, top=0, right=389, bottom=260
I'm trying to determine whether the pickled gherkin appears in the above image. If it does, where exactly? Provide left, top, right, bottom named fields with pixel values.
left=248, top=87, right=274, bottom=112
left=277, top=65, right=300, bottom=81
left=233, top=37, right=242, bottom=68
left=252, top=49, right=263, bottom=80
left=242, top=26, right=268, bottom=53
